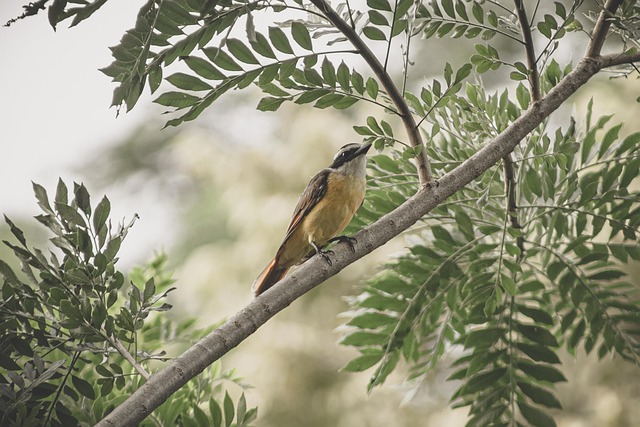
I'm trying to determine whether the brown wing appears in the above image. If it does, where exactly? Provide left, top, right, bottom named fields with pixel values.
left=282, top=169, right=329, bottom=242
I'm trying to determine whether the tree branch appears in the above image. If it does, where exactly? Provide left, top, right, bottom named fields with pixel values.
left=502, top=0, right=538, bottom=260
left=308, top=0, right=433, bottom=185
left=110, top=336, right=151, bottom=381
left=502, top=155, right=524, bottom=259
left=514, top=0, right=540, bottom=102
left=585, top=0, right=624, bottom=57
left=97, top=50, right=640, bottom=427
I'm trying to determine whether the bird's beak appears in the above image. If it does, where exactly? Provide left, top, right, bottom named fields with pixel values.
left=356, top=142, right=372, bottom=156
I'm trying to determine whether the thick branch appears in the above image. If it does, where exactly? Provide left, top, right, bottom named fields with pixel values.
left=97, top=50, right=640, bottom=427
left=308, top=0, right=432, bottom=185
left=586, top=0, right=624, bottom=57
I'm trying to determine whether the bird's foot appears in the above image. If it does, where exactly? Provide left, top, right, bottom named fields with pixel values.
left=311, top=241, right=334, bottom=266
left=327, top=235, right=357, bottom=253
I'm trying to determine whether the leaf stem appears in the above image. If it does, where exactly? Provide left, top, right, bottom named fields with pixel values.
left=44, top=350, right=81, bottom=427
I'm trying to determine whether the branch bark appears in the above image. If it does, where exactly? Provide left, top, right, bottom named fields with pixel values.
left=586, top=0, right=624, bottom=57
left=308, top=0, right=433, bottom=185
left=514, top=0, right=540, bottom=102
left=97, top=49, right=640, bottom=427
left=504, top=0, right=539, bottom=259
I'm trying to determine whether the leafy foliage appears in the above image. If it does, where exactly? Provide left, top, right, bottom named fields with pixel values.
left=340, top=50, right=640, bottom=427
left=0, top=181, right=255, bottom=426
left=5, top=0, right=640, bottom=425
left=343, top=105, right=640, bottom=427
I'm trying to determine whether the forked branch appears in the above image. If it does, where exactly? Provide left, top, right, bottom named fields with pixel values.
left=308, top=0, right=433, bottom=185
left=586, top=0, right=625, bottom=57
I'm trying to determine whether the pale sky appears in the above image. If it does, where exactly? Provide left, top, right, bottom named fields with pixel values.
left=1, top=2, right=174, bottom=263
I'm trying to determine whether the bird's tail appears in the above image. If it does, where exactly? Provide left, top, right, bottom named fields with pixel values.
left=252, top=258, right=289, bottom=296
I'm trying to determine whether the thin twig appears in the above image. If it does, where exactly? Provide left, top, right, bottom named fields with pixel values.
left=308, top=0, right=432, bottom=185
left=110, top=336, right=151, bottom=380
left=514, top=0, right=540, bottom=102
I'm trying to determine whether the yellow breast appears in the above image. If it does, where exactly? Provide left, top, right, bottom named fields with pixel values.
left=303, top=172, right=366, bottom=245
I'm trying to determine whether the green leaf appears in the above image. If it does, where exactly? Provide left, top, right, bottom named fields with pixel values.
left=454, top=63, right=472, bottom=84
left=518, top=381, right=562, bottom=409
left=104, top=236, right=122, bottom=262
left=32, top=181, right=53, bottom=214
left=369, top=10, right=389, bottom=26
left=598, top=123, right=622, bottom=158
left=517, top=400, right=557, bottom=427
left=257, top=97, right=287, bottom=112
left=72, top=375, right=96, bottom=400
left=347, top=312, right=397, bottom=328
left=517, top=305, right=554, bottom=325
left=203, top=47, right=243, bottom=71
left=516, top=342, right=561, bottom=364
left=269, top=26, right=293, bottom=54
left=250, top=32, right=277, bottom=59
left=295, top=89, right=330, bottom=104
left=321, top=57, right=336, bottom=87
left=4, top=215, right=26, bottom=246
left=367, top=0, right=392, bottom=11
left=56, top=203, right=87, bottom=228
left=351, top=70, right=365, bottom=93
left=74, top=183, right=91, bottom=215
left=501, top=274, right=517, bottom=295
left=363, top=26, right=386, bottom=41
left=464, top=327, right=505, bottom=349
left=366, top=78, right=379, bottom=99
left=291, top=22, right=313, bottom=50
left=92, top=196, right=111, bottom=234
left=441, top=0, right=455, bottom=18
left=342, top=353, right=384, bottom=372
left=154, top=91, right=200, bottom=108
left=336, top=61, right=351, bottom=91
left=516, top=82, right=531, bottom=109
left=167, top=72, right=213, bottom=91
left=223, top=392, right=234, bottom=427
left=518, top=360, right=566, bottom=383
left=226, top=38, right=260, bottom=64
left=55, top=178, right=68, bottom=205
left=210, top=398, right=222, bottom=427
left=314, top=93, right=344, bottom=109
left=516, top=323, right=558, bottom=347
left=340, top=331, right=387, bottom=346
left=193, top=405, right=209, bottom=426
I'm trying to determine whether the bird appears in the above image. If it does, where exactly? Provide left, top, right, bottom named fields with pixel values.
left=252, top=142, right=372, bottom=296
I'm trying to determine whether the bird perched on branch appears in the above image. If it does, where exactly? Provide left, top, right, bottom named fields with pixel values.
left=252, top=142, right=372, bottom=296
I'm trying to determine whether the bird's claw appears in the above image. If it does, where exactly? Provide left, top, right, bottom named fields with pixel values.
left=311, top=242, right=334, bottom=265
left=328, top=235, right=357, bottom=253
left=319, top=250, right=333, bottom=266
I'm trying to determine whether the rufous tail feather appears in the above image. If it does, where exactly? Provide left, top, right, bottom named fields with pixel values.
left=252, top=258, right=289, bottom=296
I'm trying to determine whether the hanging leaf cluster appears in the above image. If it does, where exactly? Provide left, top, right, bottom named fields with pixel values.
left=340, top=78, right=640, bottom=427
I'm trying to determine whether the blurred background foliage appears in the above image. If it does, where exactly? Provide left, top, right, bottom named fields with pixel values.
left=2, top=0, right=640, bottom=426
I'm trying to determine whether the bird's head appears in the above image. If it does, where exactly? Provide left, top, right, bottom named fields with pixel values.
left=329, top=142, right=372, bottom=174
